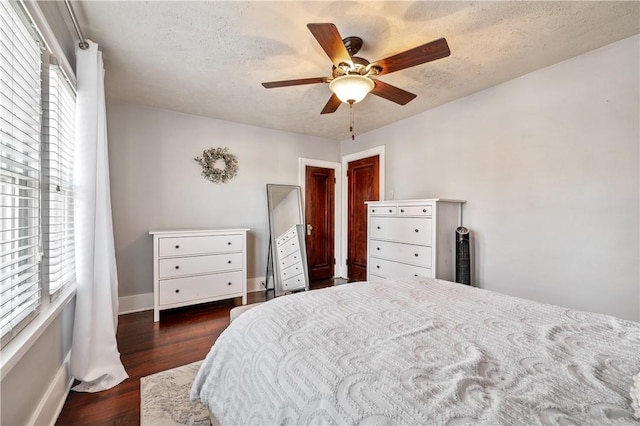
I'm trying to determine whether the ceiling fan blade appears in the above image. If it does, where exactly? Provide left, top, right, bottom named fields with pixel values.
left=321, top=94, right=341, bottom=114
left=262, top=77, right=327, bottom=88
left=307, top=23, right=353, bottom=68
left=371, top=80, right=417, bottom=105
left=372, top=38, right=450, bottom=75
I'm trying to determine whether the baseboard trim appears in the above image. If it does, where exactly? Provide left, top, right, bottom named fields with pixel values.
left=119, top=293, right=153, bottom=315
left=248, top=277, right=266, bottom=293
left=28, top=351, right=72, bottom=426
left=119, top=278, right=266, bottom=315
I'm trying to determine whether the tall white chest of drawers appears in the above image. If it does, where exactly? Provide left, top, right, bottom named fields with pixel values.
left=275, top=224, right=308, bottom=293
left=366, top=199, right=465, bottom=281
left=149, top=229, right=249, bottom=321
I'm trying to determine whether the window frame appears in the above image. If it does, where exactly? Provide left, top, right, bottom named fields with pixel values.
left=42, top=60, right=76, bottom=300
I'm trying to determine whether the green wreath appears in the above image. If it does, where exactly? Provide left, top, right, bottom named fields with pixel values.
left=194, top=147, right=238, bottom=183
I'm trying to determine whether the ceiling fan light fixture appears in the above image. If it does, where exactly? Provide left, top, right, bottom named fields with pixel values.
left=329, top=75, right=374, bottom=104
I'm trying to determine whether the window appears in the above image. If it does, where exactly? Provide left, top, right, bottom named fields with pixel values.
left=0, top=1, right=44, bottom=347
left=43, top=64, right=75, bottom=298
left=0, top=1, right=76, bottom=349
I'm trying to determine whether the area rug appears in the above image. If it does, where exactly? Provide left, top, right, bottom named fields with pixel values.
left=140, top=360, right=212, bottom=426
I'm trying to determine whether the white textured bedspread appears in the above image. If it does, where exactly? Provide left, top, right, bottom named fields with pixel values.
left=191, top=278, right=640, bottom=425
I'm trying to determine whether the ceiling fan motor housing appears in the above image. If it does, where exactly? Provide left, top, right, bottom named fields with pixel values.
left=343, top=36, right=363, bottom=55
left=333, top=56, right=381, bottom=78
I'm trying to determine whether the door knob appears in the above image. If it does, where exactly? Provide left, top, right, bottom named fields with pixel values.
left=307, top=224, right=313, bottom=235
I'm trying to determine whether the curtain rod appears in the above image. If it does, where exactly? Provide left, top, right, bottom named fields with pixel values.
left=63, top=0, right=88, bottom=50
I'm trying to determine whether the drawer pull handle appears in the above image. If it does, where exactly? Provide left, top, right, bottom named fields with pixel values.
left=388, top=209, right=392, bottom=213
left=415, top=229, right=419, bottom=233
left=414, top=253, right=419, bottom=257
left=228, top=260, right=232, bottom=264
left=175, top=289, right=180, bottom=293
left=228, top=282, right=232, bottom=286
left=422, top=209, right=427, bottom=213
left=175, top=245, right=180, bottom=249
left=175, top=265, right=180, bottom=269
left=376, top=265, right=380, bottom=269
left=372, top=209, right=376, bottom=213
left=400, top=209, right=404, bottom=213
left=376, top=247, right=380, bottom=250
left=227, top=241, right=231, bottom=245
left=377, top=226, right=381, bottom=230
left=414, top=274, right=418, bottom=277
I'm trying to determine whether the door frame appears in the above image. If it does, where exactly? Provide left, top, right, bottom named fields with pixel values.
left=299, top=158, right=341, bottom=278
left=341, top=146, right=386, bottom=278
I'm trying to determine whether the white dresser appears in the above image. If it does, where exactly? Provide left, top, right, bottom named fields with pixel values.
left=366, top=199, right=465, bottom=281
left=275, top=224, right=308, bottom=292
left=149, top=229, right=249, bottom=322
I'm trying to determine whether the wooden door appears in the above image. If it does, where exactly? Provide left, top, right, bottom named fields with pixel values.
left=347, top=156, right=379, bottom=281
left=305, top=166, right=335, bottom=281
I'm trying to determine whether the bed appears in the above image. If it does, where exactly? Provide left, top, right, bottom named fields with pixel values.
left=191, top=277, right=640, bottom=424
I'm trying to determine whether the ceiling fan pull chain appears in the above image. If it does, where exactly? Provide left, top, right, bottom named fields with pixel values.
left=349, top=101, right=355, bottom=141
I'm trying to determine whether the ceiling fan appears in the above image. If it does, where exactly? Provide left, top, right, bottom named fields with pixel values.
left=262, top=23, right=451, bottom=114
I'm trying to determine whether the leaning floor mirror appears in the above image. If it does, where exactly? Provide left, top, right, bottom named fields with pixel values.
left=266, top=184, right=310, bottom=297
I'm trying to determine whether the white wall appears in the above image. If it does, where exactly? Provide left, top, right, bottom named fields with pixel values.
left=107, top=103, right=340, bottom=298
left=342, top=35, right=640, bottom=321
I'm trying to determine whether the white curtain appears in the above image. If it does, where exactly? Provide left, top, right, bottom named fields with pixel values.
left=70, top=41, right=128, bottom=392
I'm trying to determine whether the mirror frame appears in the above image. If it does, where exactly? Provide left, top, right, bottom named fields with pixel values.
left=266, top=184, right=310, bottom=297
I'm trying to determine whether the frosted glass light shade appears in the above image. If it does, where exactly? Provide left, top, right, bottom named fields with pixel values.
left=329, top=75, right=374, bottom=104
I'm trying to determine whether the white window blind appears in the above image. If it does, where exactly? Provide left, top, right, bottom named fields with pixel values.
left=0, top=1, right=43, bottom=347
left=43, top=64, right=75, bottom=297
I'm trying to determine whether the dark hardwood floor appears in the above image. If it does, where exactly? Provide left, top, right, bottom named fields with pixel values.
left=56, top=279, right=343, bottom=425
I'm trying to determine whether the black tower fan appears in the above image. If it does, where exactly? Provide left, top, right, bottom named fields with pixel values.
left=455, top=227, right=470, bottom=285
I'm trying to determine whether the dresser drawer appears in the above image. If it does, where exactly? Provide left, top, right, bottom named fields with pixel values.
left=370, top=216, right=432, bottom=245
left=279, top=250, right=303, bottom=269
left=158, top=270, right=242, bottom=306
left=369, top=205, right=397, bottom=216
left=159, top=234, right=243, bottom=257
left=159, top=252, right=243, bottom=279
left=369, top=258, right=433, bottom=279
left=277, top=238, right=300, bottom=258
left=281, top=261, right=304, bottom=280
left=368, top=273, right=387, bottom=280
left=397, top=205, right=433, bottom=217
left=282, top=274, right=306, bottom=291
left=369, top=240, right=432, bottom=268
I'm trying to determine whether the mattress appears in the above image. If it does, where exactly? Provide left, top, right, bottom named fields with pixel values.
left=191, top=277, right=640, bottom=425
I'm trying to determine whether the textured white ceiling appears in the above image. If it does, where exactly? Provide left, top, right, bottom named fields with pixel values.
left=71, top=1, right=639, bottom=141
